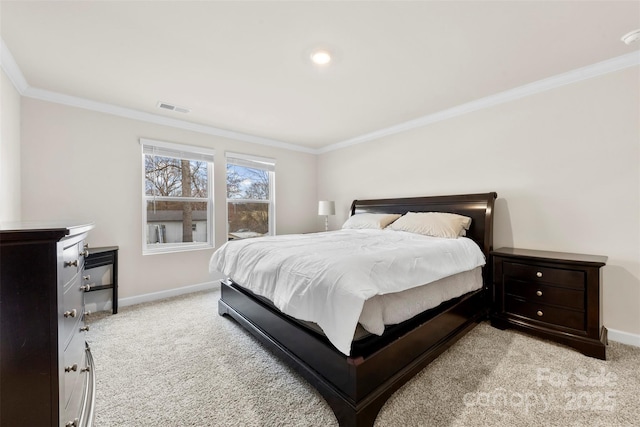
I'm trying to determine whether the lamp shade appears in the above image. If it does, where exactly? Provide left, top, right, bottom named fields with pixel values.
left=318, top=200, right=335, bottom=216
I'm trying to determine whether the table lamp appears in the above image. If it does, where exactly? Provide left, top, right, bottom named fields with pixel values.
left=318, top=201, right=335, bottom=232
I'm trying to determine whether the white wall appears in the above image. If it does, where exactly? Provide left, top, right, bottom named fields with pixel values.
left=20, top=99, right=318, bottom=299
left=0, top=68, right=21, bottom=222
left=318, top=67, right=640, bottom=337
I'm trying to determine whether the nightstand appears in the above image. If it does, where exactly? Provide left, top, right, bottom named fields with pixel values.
left=491, top=247, right=607, bottom=359
left=85, top=246, right=119, bottom=314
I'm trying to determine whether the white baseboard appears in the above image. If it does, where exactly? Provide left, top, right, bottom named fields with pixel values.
left=84, top=298, right=113, bottom=314
left=607, top=328, right=640, bottom=348
left=118, top=280, right=220, bottom=309
left=85, top=280, right=222, bottom=314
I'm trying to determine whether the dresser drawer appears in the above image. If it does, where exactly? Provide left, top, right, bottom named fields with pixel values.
left=503, top=261, right=585, bottom=290
left=505, top=296, right=585, bottom=331
left=505, top=279, right=584, bottom=310
left=61, top=242, right=81, bottom=286
left=62, top=275, right=85, bottom=347
left=64, top=345, right=93, bottom=427
left=64, top=376, right=83, bottom=427
left=63, top=329, right=87, bottom=406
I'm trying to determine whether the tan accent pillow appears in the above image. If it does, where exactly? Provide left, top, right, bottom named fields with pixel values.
left=387, top=212, right=472, bottom=238
left=341, top=213, right=401, bottom=230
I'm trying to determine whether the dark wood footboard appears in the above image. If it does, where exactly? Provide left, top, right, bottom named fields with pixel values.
left=219, top=279, right=488, bottom=426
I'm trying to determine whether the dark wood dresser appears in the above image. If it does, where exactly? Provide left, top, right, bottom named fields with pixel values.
left=491, top=247, right=607, bottom=360
left=0, top=222, right=96, bottom=426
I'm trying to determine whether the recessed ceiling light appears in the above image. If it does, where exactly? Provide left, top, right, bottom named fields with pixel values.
left=310, top=49, right=332, bottom=65
left=621, top=29, right=640, bottom=45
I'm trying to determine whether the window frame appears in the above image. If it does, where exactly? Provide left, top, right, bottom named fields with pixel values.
left=140, top=138, right=215, bottom=255
left=225, top=151, right=276, bottom=239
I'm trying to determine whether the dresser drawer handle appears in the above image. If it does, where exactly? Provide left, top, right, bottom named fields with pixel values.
left=536, top=290, right=543, bottom=297
left=80, top=284, right=92, bottom=292
left=81, top=366, right=91, bottom=373
left=83, top=274, right=91, bottom=281
left=536, top=271, right=543, bottom=278
left=63, top=309, right=77, bottom=318
left=80, top=248, right=89, bottom=257
left=65, top=363, right=78, bottom=373
left=537, top=310, right=543, bottom=317
left=65, top=418, right=79, bottom=427
left=80, top=325, right=90, bottom=332
left=64, top=259, right=78, bottom=267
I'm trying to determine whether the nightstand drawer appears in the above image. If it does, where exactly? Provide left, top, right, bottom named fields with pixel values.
left=505, top=297, right=585, bottom=331
left=505, top=279, right=584, bottom=310
left=503, top=261, right=585, bottom=290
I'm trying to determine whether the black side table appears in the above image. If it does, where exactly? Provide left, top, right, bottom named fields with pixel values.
left=84, top=246, right=119, bottom=314
left=491, top=247, right=607, bottom=359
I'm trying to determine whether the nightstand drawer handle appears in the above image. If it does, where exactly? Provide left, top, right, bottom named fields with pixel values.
left=64, top=309, right=77, bottom=318
left=536, top=271, right=543, bottom=278
left=537, top=310, right=543, bottom=317
left=536, top=290, right=543, bottom=297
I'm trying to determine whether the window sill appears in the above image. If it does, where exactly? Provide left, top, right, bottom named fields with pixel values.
left=143, top=242, right=213, bottom=256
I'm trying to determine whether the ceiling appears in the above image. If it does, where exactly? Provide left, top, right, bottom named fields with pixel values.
left=1, top=1, right=639, bottom=151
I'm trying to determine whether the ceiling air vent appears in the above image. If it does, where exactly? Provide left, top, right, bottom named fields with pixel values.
left=156, top=101, right=190, bottom=114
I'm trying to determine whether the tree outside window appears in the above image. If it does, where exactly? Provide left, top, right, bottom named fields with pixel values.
left=226, top=153, right=275, bottom=240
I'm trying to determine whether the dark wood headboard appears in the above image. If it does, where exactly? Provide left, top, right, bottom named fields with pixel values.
left=350, top=192, right=498, bottom=259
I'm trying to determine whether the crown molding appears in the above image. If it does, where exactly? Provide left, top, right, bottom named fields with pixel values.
left=0, top=38, right=315, bottom=155
left=0, top=39, right=28, bottom=93
left=21, top=86, right=317, bottom=154
left=2, top=36, right=638, bottom=156
left=318, top=51, right=640, bottom=154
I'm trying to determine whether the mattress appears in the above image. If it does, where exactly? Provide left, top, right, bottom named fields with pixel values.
left=293, top=266, right=483, bottom=341
left=359, top=266, right=483, bottom=334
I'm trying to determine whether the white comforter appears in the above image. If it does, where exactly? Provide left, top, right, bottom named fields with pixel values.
left=209, top=229, right=485, bottom=356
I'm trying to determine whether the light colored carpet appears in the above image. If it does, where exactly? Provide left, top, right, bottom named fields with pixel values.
left=86, top=288, right=639, bottom=426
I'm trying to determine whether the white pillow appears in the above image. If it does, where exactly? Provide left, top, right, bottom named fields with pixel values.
left=387, top=212, right=472, bottom=238
left=341, top=213, right=401, bottom=230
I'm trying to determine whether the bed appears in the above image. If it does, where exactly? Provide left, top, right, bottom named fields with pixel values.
left=214, top=192, right=497, bottom=426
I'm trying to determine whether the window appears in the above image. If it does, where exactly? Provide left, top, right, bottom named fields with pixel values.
left=226, top=152, right=275, bottom=240
left=141, top=138, right=214, bottom=254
